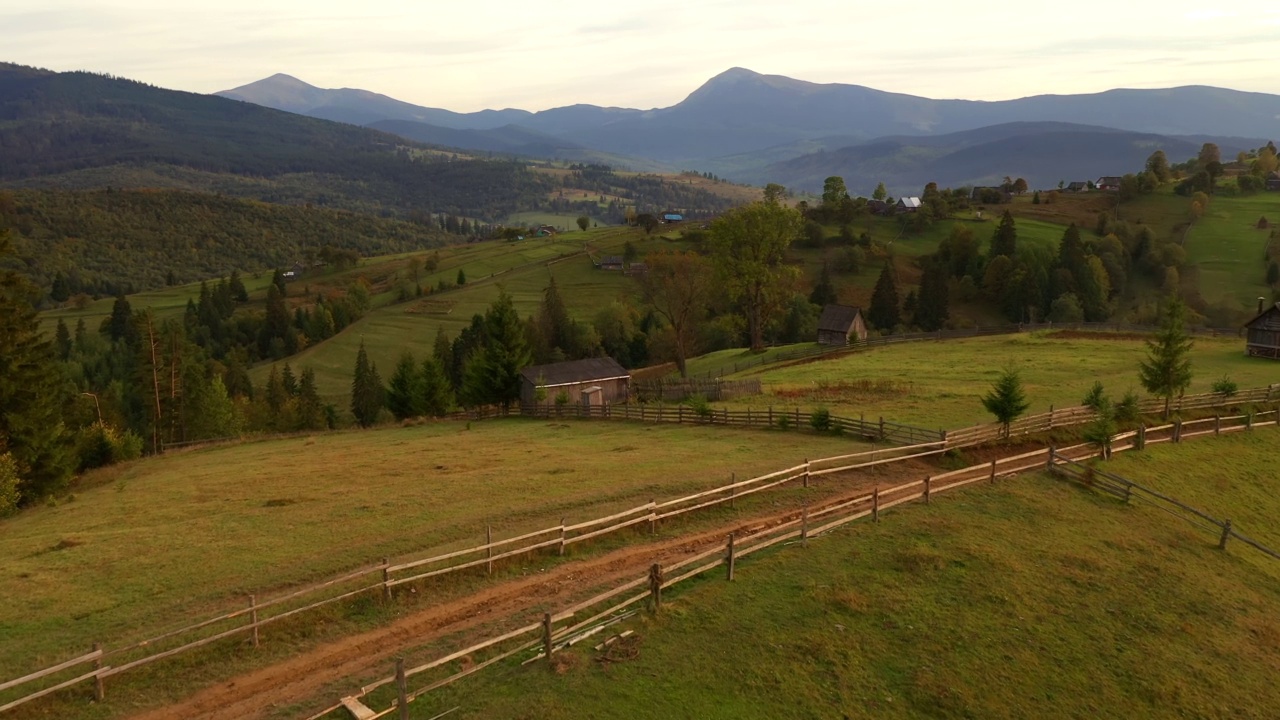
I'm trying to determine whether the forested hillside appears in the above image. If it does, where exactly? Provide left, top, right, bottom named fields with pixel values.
left=0, top=189, right=450, bottom=297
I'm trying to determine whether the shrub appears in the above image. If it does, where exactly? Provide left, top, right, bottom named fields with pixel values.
left=1114, top=390, right=1141, bottom=426
left=1081, top=381, right=1106, bottom=411
left=809, top=407, right=832, bottom=432
left=554, top=390, right=570, bottom=407
left=1211, top=376, right=1238, bottom=397
left=76, top=422, right=143, bottom=472
left=777, top=414, right=793, bottom=430
left=0, top=453, right=20, bottom=516
left=687, top=394, right=712, bottom=419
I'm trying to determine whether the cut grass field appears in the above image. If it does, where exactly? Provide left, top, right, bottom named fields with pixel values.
left=0, top=419, right=867, bottom=682
left=412, top=432, right=1280, bottom=719
left=716, top=331, right=1279, bottom=429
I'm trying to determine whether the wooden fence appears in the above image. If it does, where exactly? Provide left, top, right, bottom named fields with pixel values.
left=6, top=403, right=1275, bottom=715
left=634, top=377, right=763, bottom=402
left=518, top=401, right=945, bottom=446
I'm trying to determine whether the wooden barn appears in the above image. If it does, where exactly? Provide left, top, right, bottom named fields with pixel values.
left=520, top=357, right=631, bottom=406
left=1245, top=302, right=1280, bottom=360
left=817, top=304, right=868, bottom=346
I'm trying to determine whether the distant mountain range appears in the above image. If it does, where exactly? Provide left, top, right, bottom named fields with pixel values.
left=218, top=68, right=1280, bottom=193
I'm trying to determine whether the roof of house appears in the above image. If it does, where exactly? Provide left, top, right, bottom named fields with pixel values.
left=898, top=197, right=922, bottom=208
left=817, top=304, right=863, bottom=334
left=1097, top=176, right=1123, bottom=184
left=520, top=357, right=630, bottom=388
left=663, top=212, right=683, bottom=218
left=1245, top=302, right=1280, bottom=328
left=601, top=255, right=623, bottom=264
left=1066, top=181, right=1088, bottom=189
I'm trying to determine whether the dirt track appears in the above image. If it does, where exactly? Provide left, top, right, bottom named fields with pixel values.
left=128, top=458, right=934, bottom=720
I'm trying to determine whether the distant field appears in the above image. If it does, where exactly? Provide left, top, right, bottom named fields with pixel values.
left=417, top=433, right=1280, bottom=719
left=717, top=332, right=1278, bottom=429
left=0, top=419, right=868, bottom=681
left=1184, top=192, right=1278, bottom=306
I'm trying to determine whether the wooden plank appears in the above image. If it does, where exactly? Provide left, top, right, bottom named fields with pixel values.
left=660, top=558, right=726, bottom=589
left=403, top=639, right=541, bottom=703
left=808, top=508, right=874, bottom=537
left=810, top=446, right=947, bottom=477
left=551, top=591, right=651, bottom=643
left=735, top=528, right=804, bottom=558
left=0, top=668, right=105, bottom=713
left=341, top=696, right=378, bottom=720
left=563, top=502, right=654, bottom=533
left=549, top=575, right=649, bottom=621
left=387, top=525, right=560, bottom=573
left=810, top=492, right=874, bottom=520
left=0, top=649, right=102, bottom=693
left=388, top=538, right=562, bottom=587
left=565, top=512, right=652, bottom=545
left=656, top=464, right=806, bottom=509
left=397, top=621, right=542, bottom=683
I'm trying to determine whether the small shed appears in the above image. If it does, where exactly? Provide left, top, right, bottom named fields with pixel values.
left=520, top=357, right=631, bottom=405
left=1245, top=301, right=1280, bottom=360
left=817, top=304, right=868, bottom=346
left=600, top=256, right=624, bottom=271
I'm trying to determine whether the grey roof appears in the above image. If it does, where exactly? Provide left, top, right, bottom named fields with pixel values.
left=601, top=255, right=623, bottom=264
left=1245, top=302, right=1280, bottom=328
left=817, top=304, right=863, bottom=333
left=898, top=196, right=922, bottom=208
left=1097, top=176, right=1123, bottom=184
left=521, top=357, right=630, bottom=387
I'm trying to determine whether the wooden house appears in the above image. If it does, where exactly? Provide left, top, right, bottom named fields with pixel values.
left=1267, top=172, right=1280, bottom=192
left=817, top=304, right=868, bottom=346
left=520, top=357, right=631, bottom=406
left=1096, top=176, right=1123, bottom=192
left=599, top=256, right=624, bottom=271
left=1245, top=301, right=1280, bottom=360
left=1065, top=181, right=1089, bottom=193
left=897, top=197, right=922, bottom=213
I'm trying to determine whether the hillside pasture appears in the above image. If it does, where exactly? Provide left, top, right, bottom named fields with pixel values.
left=717, top=332, right=1277, bottom=429
left=0, top=419, right=868, bottom=681
left=415, top=434, right=1280, bottom=719
left=1184, top=191, right=1279, bottom=306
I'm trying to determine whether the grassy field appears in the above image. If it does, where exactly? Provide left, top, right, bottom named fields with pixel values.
left=1184, top=192, right=1278, bottom=306
left=0, top=419, right=866, bottom=678
left=716, top=332, right=1279, bottom=429
left=411, top=432, right=1280, bottom=719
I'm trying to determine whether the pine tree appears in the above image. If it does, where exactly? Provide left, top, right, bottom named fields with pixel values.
left=229, top=269, right=249, bottom=302
left=808, top=263, right=838, bottom=307
left=867, top=263, right=901, bottom=331
left=259, top=284, right=291, bottom=358
left=55, top=319, right=72, bottom=361
left=981, top=368, right=1031, bottom=439
left=0, top=233, right=73, bottom=503
left=537, top=276, right=573, bottom=358
left=462, top=292, right=532, bottom=408
left=1138, top=296, right=1194, bottom=419
left=296, top=368, right=326, bottom=430
left=912, top=260, right=950, bottom=331
left=456, top=268, right=467, bottom=286
left=265, top=365, right=287, bottom=416
left=990, top=210, right=1018, bottom=259
left=350, top=341, right=385, bottom=427
left=281, top=363, right=299, bottom=396
left=420, top=357, right=454, bottom=416
left=386, top=351, right=427, bottom=420
left=106, top=292, right=133, bottom=342
left=432, top=326, right=452, bottom=371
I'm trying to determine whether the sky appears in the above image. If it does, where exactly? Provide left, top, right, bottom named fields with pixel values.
left=6, top=0, right=1280, bottom=112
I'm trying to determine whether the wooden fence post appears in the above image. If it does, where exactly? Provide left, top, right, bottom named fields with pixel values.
left=1046, top=446, right=1056, bottom=471
left=1247, top=412, right=1254, bottom=431
left=1215, top=415, right=1221, bottom=435
left=1219, top=520, right=1233, bottom=550
left=93, top=642, right=104, bottom=702
left=1136, top=425, right=1146, bottom=451
left=678, top=405, right=684, bottom=424
left=801, top=506, right=809, bottom=546
left=924, top=476, right=932, bottom=504
left=989, top=458, right=997, bottom=484
left=381, top=557, right=392, bottom=602
left=650, top=498, right=657, bottom=535
left=795, top=407, right=801, bottom=427
left=723, top=407, right=729, bottom=424
left=559, top=518, right=566, bottom=556
left=873, top=487, right=880, bottom=522
left=249, top=595, right=259, bottom=648
left=803, top=459, right=810, bottom=488
left=747, top=407, right=752, bottom=428
left=726, top=534, right=736, bottom=581
left=542, top=612, right=554, bottom=666
left=768, top=406, right=773, bottom=427
left=649, top=563, right=663, bottom=611
left=729, top=473, right=735, bottom=509
left=486, top=525, right=494, bottom=575
left=1174, top=420, right=1183, bottom=442
left=396, top=658, right=409, bottom=720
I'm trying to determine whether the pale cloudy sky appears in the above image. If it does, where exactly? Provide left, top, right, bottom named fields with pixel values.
left=6, top=0, right=1280, bottom=112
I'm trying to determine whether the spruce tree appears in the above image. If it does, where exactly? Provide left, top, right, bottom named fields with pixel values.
left=296, top=368, right=326, bottom=430
left=990, top=210, right=1018, bottom=259
left=432, top=326, right=453, bottom=371
left=808, top=263, right=838, bottom=307
left=229, top=269, right=249, bottom=302
left=537, top=276, right=573, bottom=358
left=0, top=233, right=73, bottom=503
left=981, top=368, right=1031, bottom=439
left=386, top=351, right=427, bottom=420
left=1138, top=296, right=1194, bottom=419
left=867, top=263, right=901, bottom=331
left=350, top=341, right=385, bottom=427
left=913, top=260, right=950, bottom=331
left=55, top=319, right=72, bottom=361
left=462, top=292, right=531, bottom=408
left=281, top=363, right=299, bottom=396
left=264, top=365, right=287, bottom=417
left=106, top=292, right=133, bottom=342
left=456, top=268, right=467, bottom=286
left=420, top=357, right=455, bottom=416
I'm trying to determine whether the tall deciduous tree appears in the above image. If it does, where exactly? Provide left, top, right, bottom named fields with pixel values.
left=639, top=251, right=712, bottom=376
left=1146, top=150, right=1171, bottom=183
left=981, top=367, right=1031, bottom=439
left=872, top=182, right=888, bottom=201
left=576, top=216, right=590, bottom=232
left=867, top=263, right=901, bottom=331
left=462, top=292, right=531, bottom=409
left=707, top=199, right=802, bottom=350
left=350, top=341, right=385, bottom=427
left=0, top=232, right=73, bottom=504
left=821, top=176, right=849, bottom=209
left=1138, top=296, right=1194, bottom=420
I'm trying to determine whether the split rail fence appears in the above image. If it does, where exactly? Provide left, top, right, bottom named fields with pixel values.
left=5, top=399, right=1277, bottom=715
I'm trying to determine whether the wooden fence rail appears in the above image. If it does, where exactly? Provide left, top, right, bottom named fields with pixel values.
left=7, top=403, right=1276, bottom=715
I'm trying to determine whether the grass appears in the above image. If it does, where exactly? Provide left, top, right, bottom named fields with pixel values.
left=0, top=418, right=867, bottom=680
left=409, top=432, right=1280, bottom=719
left=714, top=331, right=1278, bottom=429
left=1183, top=192, right=1278, bottom=306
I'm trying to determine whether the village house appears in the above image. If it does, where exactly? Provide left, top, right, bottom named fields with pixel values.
left=1096, top=176, right=1123, bottom=192
left=897, top=197, right=922, bottom=213
left=520, top=357, right=631, bottom=406
left=281, top=262, right=306, bottom=280
left=1267, top=171, right=1280, bottom=192
left=1065, top=181, right=1089, bottom=193
left=599, top=255, right=624, bottom=271
left=1245, top=300, right=1280, bottom=360
left=816, top=304, right=868, bottom=346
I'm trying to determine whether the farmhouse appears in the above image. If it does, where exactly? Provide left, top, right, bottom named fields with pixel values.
left=1065, top=181, right=1089, bottom=193
left=520, top=357, right=631, bottom=406
left=1267, top=172, right=1280, bottom=191
left=281, top=262, right=305, bottom=280
left=1096, top=176, right=1122, bottom=192
left=599, top=256, right=624, bottom=271
left=817, top=304, right=868, bottom=346
left=897, top=197, right=922, bottom=213
left=1245, top=301, right=1280, bottom=360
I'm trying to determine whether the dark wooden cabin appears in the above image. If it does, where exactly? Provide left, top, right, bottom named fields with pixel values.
left=1245, top=301, right=1280, bottom=359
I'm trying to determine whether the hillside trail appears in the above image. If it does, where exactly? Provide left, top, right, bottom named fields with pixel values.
left=127, top=441, right=1085, bottom=720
